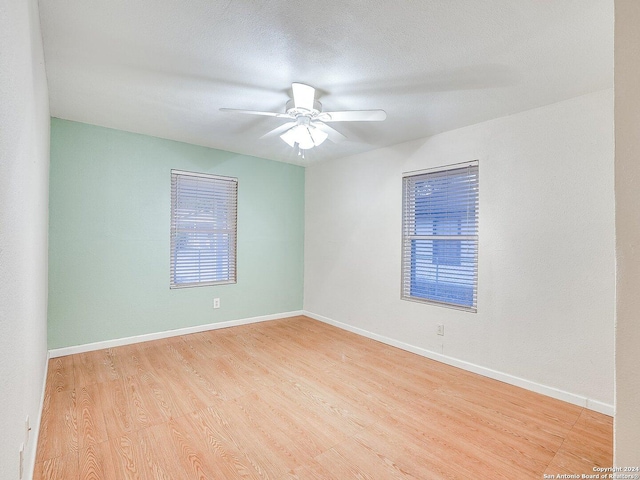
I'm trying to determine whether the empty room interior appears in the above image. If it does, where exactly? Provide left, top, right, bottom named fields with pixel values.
left=2, top=0, right=640, bottom=479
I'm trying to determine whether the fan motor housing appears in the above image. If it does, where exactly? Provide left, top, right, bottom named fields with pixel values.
left=285, top=99, right=323, bottom=117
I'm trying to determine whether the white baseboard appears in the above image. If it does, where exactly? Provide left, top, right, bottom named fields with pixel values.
left=303, top=310, right=614, bottom=417
left=46, top=309, right=614, bottom=417
left=49, top=310, right=304, bottom=358
left=28, top=350, right=50, bottom=480
left=586, top=399, right=614, bottom=416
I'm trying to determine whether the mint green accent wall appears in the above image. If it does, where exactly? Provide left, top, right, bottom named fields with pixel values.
left=48, top=119, right=304, bottom=349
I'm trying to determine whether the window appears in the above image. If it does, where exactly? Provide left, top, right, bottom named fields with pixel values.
left=170, top=170, right=237, bottom=288
left=401, top=161, right=479, bottom=311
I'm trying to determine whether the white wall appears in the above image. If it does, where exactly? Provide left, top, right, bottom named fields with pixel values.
left=614, top=0, right=640, bottom=465
left=0, top=0, right=51, bottom=478
left=305, top=89, right=615, bottom=411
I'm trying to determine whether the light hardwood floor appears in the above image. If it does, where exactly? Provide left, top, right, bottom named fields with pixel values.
left=34, top=316, right=612, bottom=479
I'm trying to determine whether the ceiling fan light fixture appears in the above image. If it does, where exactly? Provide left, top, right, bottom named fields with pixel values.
left=280, top=124, right=328, bottom=150
left=280, top=125, right=301, bottom=148
left=309, top=125, right=328, bottom=146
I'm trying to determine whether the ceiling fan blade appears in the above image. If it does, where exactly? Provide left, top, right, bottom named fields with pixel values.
left=313, top=122, right=347, bottom=143
left=292, top=83, right=315, bottom=111
left=259, top=122, right=297, bottom=139
left=317, top=110, right=387, bottom=122
left=220, top=108, right=293, bottom=118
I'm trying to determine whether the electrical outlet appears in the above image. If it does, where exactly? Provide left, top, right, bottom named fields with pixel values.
left=19, top=443, right=24, bottom=479
left=437, top=324, right=445, bottom=336
left=213, top=298, right=220, bottom=309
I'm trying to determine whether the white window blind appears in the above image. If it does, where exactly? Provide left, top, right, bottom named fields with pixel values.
left=170, top=170, right=237, bottom=288
left=401, top=162, right=479, bottom=311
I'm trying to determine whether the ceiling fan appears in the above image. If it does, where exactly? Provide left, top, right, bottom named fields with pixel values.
left=220, top=83, right=386, bottom=155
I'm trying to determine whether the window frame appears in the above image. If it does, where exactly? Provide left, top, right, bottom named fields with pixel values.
left=401, top=161, right=479, bottom=312
left=170, top=169, right=238, bottom=289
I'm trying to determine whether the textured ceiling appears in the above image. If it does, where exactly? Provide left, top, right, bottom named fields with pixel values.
left=39, top=0, right=613, bottom=165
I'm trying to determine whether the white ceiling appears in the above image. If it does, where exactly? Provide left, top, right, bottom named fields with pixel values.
left=39, top=0, right=613, bottom=165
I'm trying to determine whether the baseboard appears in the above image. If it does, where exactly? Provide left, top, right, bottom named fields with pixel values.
left=49, top=310, right=304, bottom=358
left=47, top=309, right=614, bottom=416
left=586, top=399, right=614, bottom=416
left=27, top=350, right=50, bottom=480
left=303, top=310, right=615, bottom=417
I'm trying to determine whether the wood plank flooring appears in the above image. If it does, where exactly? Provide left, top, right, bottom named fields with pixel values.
left=34, top=316, right=613, bottom=479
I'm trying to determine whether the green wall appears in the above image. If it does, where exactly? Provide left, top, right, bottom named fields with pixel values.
left=48, top=119, right=305, bottom=349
